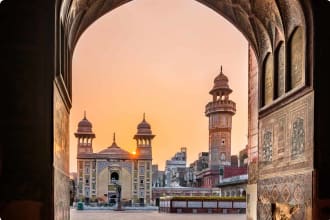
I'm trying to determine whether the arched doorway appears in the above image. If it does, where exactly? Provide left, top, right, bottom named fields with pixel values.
left=58, top=0, right=313, bottom=219
left=2, top=1, right=330, bottom=220
left=110, top=172, right=119, bottom=183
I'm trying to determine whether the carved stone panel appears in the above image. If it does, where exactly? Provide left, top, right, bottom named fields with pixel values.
left=290, top=27, right=305, bottom=89
left=257, top=172, right=312, bottom=220
left=262, top=131, right=273, bottom=162
left=264, top=54, right=274, bottom=105
left=259, top=92, right=313, bottom=177
left=291, top=118, right=305, bottom=158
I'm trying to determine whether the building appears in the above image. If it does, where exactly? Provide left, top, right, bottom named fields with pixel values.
left=196, top=67, right=236, bottom=188
left=217, top=170, right=247, bottom=197
left=75, top=113, right=155, bottom=206
left=239, top=145, right=248, bottom=168
left=231, top=155, right=239, bottom=167
left=164, top=147, right=187, bottom=187
left=1, top=1, right=326, bottom=219
left=186, top=152, right=208, bottom=187
left=152, top=165, right=165, bottom=187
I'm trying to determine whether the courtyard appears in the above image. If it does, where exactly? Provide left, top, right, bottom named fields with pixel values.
left=70, top=209, right=246, bottom=220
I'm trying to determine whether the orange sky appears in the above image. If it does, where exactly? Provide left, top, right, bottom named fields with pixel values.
left=70, top=0, right=248, bottom=172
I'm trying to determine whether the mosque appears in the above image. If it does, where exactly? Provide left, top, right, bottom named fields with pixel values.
left=75, top=114, right=154, bottom=206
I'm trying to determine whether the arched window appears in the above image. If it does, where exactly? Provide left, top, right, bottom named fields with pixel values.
left=287, top=27, right=305, bottom=90
left=263, top=53, right=274, bottom=106
left=111, top=172, right=119, bottom=183
left=274, top=42, right=285, bottom=98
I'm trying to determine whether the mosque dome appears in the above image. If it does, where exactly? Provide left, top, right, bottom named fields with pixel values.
left=136, top=114, right=152, bottom=135
left=77, top=113, right=93, bottom=132
left=209, top=66, right=232, bottom=95
left=98, top=133, right=131, bottom=158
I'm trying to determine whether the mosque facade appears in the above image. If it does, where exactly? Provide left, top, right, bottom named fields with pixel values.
left=75, top=114, right=154, bottom=206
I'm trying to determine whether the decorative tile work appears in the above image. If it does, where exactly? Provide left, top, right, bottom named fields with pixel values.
left=97, top=161, right=109, bottom=174
left=271, top=185, right=279, bottom=201
left=257, top=172, right=312, bottom=220
left=121, top=161, right=132, bottom=172
left=291, top=117, right=305, bottom=158
left=277, top=118, right=286, bottom=156
left=282, top=184, right=291, bottom=202
left=259, top=92, right=313, bottom=176
left=293, top=184, right=304, bottom=203
left=262, top=131, right=273, bottom=161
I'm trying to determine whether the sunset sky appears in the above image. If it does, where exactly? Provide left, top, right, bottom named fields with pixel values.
left=70, top=0, right=248, bottom=172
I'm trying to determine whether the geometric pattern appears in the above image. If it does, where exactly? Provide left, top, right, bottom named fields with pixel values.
left=293, top=184, right=304, bottom=202
left=282, top=184, right=291, bottom=202
left=258, top=93, right=313, bottom=176
left=257, top=173, right=312, bottom=219
left=272, top=185, right=279, bottom=201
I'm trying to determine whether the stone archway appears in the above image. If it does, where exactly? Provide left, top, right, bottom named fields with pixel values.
left=58, top=1, right=313, bottom=219
left=2, top=1, right=330, bottom=220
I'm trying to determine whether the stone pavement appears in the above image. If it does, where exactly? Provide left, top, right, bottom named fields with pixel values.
left=70, top=209, right=246, bottom=220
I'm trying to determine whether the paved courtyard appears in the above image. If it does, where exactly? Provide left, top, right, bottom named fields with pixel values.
left=70, top=209, right=246, bottom=220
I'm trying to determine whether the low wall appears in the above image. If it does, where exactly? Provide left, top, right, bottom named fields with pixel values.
left=159, top=197, right=246, bottom=214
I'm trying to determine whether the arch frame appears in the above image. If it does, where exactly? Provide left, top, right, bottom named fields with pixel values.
left=2, top=0, right=330, bottom=220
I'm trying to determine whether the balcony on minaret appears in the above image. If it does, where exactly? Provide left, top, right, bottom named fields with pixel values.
left=205, top=99, right=236, bottom=116
left=206, top=66, right=236, bottom=116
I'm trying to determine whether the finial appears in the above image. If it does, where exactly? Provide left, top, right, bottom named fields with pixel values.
left=84, top=110, right=86, bottom=119
left=143, top=112, right=146, bottom=121
left=220, top=65, right=223, bottom=74
left=113, top=132, right=116, bottom=143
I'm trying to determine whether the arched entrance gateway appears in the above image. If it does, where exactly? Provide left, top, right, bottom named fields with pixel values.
left=0, top=0, right=330, bottom=219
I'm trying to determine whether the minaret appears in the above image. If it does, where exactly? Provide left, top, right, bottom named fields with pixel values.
left=205, top=66, right=236, bottom=169
left=75, top=111, right=96, bottom=155
left=133, top=113, right=155, bottom=159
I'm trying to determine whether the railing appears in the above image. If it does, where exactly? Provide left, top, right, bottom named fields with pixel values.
left=159, top=196, right=246, bottom=214
left=205, top=100, right=236, bottom=115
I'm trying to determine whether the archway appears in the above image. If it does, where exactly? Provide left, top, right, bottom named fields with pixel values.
left=110, top=172, right=119, bottom=183
left=3, top=1, right=330, bottom=220
left=57, top=1, right=313, bottom=219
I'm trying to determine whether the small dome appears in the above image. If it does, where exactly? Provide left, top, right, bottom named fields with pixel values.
left=77, top=112, right=93, bottom=132
left=210, top=66, right=232, bottom=94
left=137, top=113, right=152, bottom=134
left=98, top=133, right=131, bottom=157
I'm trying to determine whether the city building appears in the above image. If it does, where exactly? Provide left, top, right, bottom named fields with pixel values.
left=217, top=169, right=247, bottom=197
left=231, top=155, right=239, bottom=167
left=75, top=113, right=155, bottom=206
left=239, top=145, right=248, bottom=168
left=152, top=165, right=165, bottom=187
left=186, top=152, right=208, bottom=187
left=164, top=147, right=187, bottom=187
